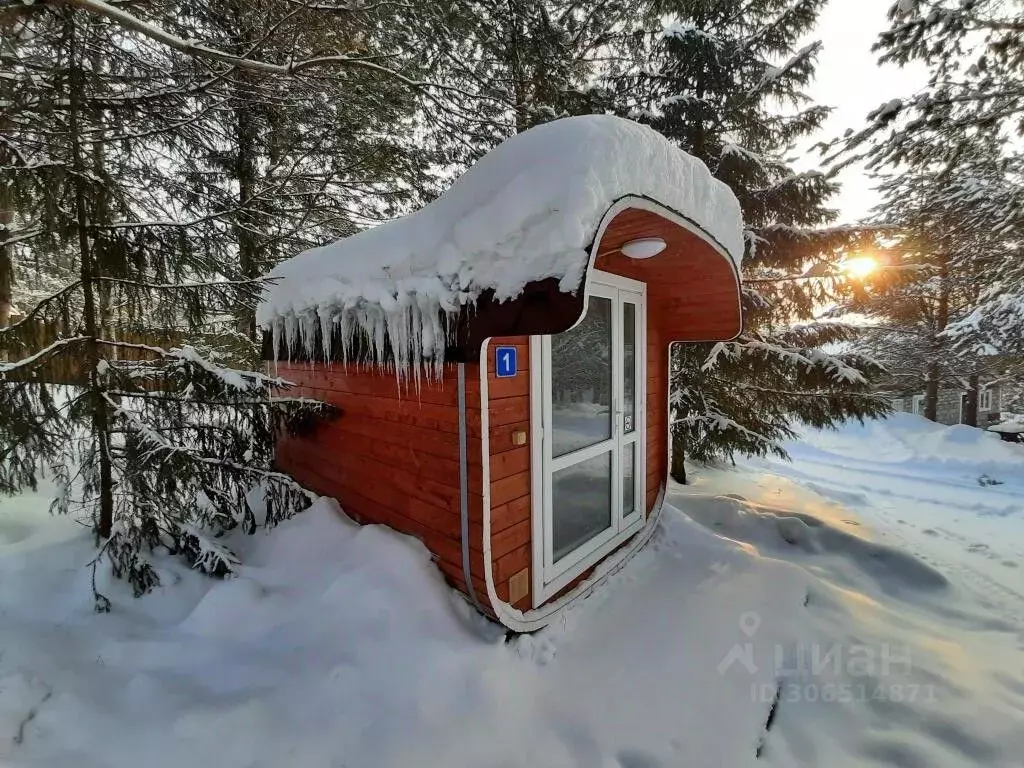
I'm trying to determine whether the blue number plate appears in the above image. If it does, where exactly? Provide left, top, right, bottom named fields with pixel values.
left=495, top=346, right=517, bottom=378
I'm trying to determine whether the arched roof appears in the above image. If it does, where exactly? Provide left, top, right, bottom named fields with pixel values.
left=257, top=115, right=745, bottom=374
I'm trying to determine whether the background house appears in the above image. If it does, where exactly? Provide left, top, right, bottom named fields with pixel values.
left=889, top=383, right=1004, bottom=426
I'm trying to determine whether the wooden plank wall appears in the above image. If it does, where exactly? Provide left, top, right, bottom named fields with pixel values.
left=273, top=301, right=672, bottom=619
left=646, top=322, right=668, bottom=512
left=273, top=361, right=492, bottom=613
left=594, top=208, right=741, bottom=341
left=484, top=337, right=533, bottom=611
left=485, top=321, right=667, bottom=613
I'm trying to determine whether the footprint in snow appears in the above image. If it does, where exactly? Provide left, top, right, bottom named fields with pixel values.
left=617, top=748, right=663, bottom=768
left=922, top=528, right=939, bottom=536
left=1002, top=561, right=1019, bottom=569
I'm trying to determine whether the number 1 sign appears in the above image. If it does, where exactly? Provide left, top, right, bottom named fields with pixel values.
left=495, top=346, right=517, bottom=378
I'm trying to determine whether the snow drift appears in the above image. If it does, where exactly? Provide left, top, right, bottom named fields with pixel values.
left=798, top=412, right=1024, bottom=471
left=3, top=414, right=1024, bottom=766
left=256, top=115, right=743, bottom=377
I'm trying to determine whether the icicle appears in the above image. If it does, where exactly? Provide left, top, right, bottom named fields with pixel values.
left=264, top=289, right=465, bottom=389
left=271, top=319, right=281, bottom=366
left=437, top=309, right=452, bottom=381
left=420, top=304, right=434, bottom=377
left=371, top=306, right=386, bottom=371
left=319, top=308, right=333, bottom=364
left=354, top=306, right=371, bottom=368
left=283, top=314, right=299, bottom=362
left=417, top=294, right=447, bottom=383
left=411, top=302, right=423, bottom=388
left=298, top=310, right=317, bottom=362
left=338, top=310, right=352, bottom=368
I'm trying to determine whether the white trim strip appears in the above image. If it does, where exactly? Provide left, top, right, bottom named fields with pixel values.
left=476, top=195, right=732, bottom=632
left=584, top=196, right=742, bottom=344
left=457, top=362, right=484, bottom=613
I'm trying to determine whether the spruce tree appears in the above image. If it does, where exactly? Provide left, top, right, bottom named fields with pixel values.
left=844, top=133, right=1022, bottom=424
left=0, top=6, right=337, bottom=601
left=422, top=0, right=640, bottom=156
left=621, top=0, right=886, bottom=476
left=165, top=0, right=438, bottom=346
left=838, top=0, right=1024, bottom=376
left=844, top=0, right=1024, bottom=170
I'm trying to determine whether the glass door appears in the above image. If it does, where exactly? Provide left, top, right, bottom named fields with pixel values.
left=538, top=272, right=646, bottom=594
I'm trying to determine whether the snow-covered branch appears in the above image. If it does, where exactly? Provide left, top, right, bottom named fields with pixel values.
left=0, top=227, right=43, bottom=248
left=102, top=392, right=313, bottom=497
left=0, top=336, right=88, bottom=374
left=60, top=0, right=494, bottom=105
left=703, top=340, right=868, bottom=385
left=0, top=281, right=83, bottom=334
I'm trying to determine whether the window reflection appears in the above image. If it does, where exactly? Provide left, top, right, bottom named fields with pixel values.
left=551, top=296, right=612, bottom=457
left=623, top=302, right=636, bottom=433
left=553, top=451, right=612, bottom=561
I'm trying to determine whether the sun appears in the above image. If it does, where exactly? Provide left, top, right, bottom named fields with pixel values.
left=842, top=255, right=879, bottom=279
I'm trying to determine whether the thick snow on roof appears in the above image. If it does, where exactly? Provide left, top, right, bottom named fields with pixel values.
left=257, top=115, right=743, bottom=375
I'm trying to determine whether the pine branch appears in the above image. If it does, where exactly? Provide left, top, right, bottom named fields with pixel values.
left=0, top=227, right=43, bottom=248
left=59, top=0, right=500, bottom=105
left=105, top=390, right=310, bottom=407
left=281, top=0, right=417, bottom=10
left=0, top=336, right=89, bottom=374
left=0, top=281, right=83, bottom=334
left=102, top=392, right=314, bottom=496
left=674, top=411, right=779, bottom=452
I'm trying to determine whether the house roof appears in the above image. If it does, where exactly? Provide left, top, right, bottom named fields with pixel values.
left=257, top=115, right=744, bottom=377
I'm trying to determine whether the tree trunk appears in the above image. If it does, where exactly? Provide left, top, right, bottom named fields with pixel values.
left=670, top=421, right=687, bottom=485
left=963, top=373, right=979, bottom=427
left=231, top=63, right=260, bottom=341
left=0, top=205, right=11, bottom=330
left=925, top=248, right=950, bottom=423
left=67, top=8, right=114, bottom=539
left=0, top=121, right=12, bottom=330
left=924, top=364, right=939, bottom=422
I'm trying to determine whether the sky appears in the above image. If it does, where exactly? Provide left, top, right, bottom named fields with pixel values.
left=802, top=0, right=929, bottom=222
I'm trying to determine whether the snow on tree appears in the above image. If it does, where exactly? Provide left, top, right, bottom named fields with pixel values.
left=839, top=0, right=1024, bottom=171
left=0, top=7, right=339, bottom=601
left=411, top=0, right=642, bottom=164
left=161, top=0, right=443, bottom=345
left=832, top=1, right=1024, bottom=412
left=618, top=0, right=886, bottom=474
left=843, top=135, right=1023, bottom=423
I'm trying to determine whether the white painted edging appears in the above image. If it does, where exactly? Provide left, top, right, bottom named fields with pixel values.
left=586, top=195, right=742, bottom=342
left=529, top=271, right=647, bottom=606
left=476, top=195, right=739, bottom=632
left=479, top=334, right=668, bottom=633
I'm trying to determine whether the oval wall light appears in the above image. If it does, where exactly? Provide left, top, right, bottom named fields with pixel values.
left=620, top=237, right=667, bottom=259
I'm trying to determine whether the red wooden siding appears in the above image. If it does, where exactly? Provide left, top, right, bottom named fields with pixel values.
left=273, top=362, right=494, bottom=614
left=485, top=304, right=669, bottom=612
left=594, top=207, right=741, bottom=341
left=271, top=204, right=736, bottom=623
left=645, top=322, right=669, bottom=512
left=485, top=337, right=534, bottom=611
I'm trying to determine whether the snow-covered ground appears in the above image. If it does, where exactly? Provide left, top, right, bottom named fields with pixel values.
left=1, top=413, right=1022, bottom=767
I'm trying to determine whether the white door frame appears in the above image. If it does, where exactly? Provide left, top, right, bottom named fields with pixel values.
left=530, top=269, right=647, bottom=606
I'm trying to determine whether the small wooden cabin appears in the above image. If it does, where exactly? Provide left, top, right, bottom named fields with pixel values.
left=260, top=116, right=743, bottom=631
